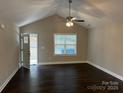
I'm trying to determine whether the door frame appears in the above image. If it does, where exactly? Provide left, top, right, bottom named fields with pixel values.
left=20, top=32, right=39, bottom=66
left=29, top=32, right=39, bottom=65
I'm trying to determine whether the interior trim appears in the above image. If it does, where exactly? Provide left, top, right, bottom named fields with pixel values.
left=0, top=67, right=19, bottom=93
left=87, top=61, right=123, bottom=81
left=38, top=61, right=86, bottom=65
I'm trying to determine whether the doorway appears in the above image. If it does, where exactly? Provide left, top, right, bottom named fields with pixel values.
left=20, top=33, right=38, bottom=68
left=30, top=33, right=38, bottom=65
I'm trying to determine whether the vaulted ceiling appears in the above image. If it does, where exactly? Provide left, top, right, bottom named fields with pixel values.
left=0, top=0, right=122, bottom=28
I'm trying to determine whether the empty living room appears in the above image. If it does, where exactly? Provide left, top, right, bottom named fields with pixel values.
left=0, top=0, right=123, bottom=93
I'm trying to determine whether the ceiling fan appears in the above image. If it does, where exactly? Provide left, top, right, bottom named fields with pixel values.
left=66, top=0, right=85, bottom=27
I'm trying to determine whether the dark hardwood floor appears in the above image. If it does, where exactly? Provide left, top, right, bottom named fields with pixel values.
left=2, top=63, right=123, bottom=93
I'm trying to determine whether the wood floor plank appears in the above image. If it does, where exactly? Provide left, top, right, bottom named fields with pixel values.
left=1, top=63, right=123, bottom=93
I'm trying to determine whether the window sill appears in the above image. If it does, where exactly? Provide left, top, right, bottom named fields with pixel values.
left=54, top=54, right=77, bottom=57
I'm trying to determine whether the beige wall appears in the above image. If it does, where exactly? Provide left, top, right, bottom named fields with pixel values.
left=88, top=22, right=123, bottom=77
left=20, top=15, right=88, bottom=63
left=20, top=14, right=122, bottom=77
left=0, top=19, right=19, bottom=88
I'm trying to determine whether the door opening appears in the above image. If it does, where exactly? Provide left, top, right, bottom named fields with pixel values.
left=21, top=33, right=30, bottom=68
left=30, top=33, right=38, bottom=65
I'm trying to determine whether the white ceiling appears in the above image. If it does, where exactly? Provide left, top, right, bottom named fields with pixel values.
left=0, top=0, right=122, bottom=28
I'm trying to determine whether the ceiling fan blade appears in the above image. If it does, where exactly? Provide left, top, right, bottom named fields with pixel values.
left=66, top=16, right=74, bottom=21
left=66, top=0, right=85, bottom=24
left=74, top=20, right=85, bottom=22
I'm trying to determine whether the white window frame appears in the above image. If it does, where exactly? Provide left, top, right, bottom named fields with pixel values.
left=54, top=33, right=77, bottom=56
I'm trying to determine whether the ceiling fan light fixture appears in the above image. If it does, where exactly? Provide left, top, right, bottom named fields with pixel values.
left=70, top=21, right=74, bottom=26
left=66, top=22, right=71, bottom=27
left=66, top=0, right=85, bottom=27
left=66, top=21, right=74, bottom=27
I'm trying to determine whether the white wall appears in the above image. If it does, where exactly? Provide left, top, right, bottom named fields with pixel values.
left=0, top=19, right=20, bottom=89
left=88, top=22, right=123, bottom=77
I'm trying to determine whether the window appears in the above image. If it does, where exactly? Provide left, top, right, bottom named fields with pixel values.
left=54, top=34, right=77, bottom=55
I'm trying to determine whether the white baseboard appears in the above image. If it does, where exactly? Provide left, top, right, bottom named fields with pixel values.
left=38, top=61, right=87, bottom=65
left=87, top=61, right=123, bottom=81
left=0, top=67, right=19, bottom=93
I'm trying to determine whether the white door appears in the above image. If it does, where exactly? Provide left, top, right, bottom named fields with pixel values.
left=22, top=33, right=30, bottom=69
